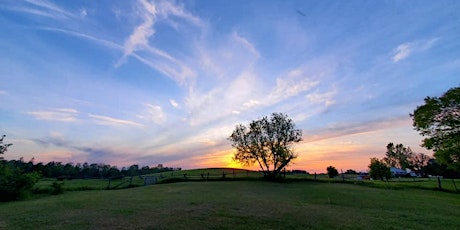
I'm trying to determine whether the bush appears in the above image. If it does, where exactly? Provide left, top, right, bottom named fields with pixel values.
left=0, top=163, right=40, bottom=201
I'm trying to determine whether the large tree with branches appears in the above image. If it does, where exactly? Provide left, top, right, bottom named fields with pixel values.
left=411, top=86, right=460, bottom=172
left=228, top=113, right=303, bottom=179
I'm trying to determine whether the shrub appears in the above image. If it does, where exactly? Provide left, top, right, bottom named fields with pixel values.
left=0, top=163, right=40, bottom=201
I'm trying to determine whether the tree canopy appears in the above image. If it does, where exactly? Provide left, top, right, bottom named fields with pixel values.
left=383, top=143, right=412, bottom=169
left=411, top=86, right=460, bottom=172
left=228, top=113, right=302, bottom=179
left=326, top=166, right=338, bottom=178
left=368, top=158, right=391, bottom=180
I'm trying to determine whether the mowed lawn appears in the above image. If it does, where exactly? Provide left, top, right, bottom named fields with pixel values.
left=1, top=181, right=459, bottom=230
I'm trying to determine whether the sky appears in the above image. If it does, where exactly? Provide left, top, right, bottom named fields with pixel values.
left=0, top=0, right=459, bottom=173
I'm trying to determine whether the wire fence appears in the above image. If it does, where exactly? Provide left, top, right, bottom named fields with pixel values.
left=36, top=169, right=460, bottom=194
left=292, top=172, right=460, bottom=193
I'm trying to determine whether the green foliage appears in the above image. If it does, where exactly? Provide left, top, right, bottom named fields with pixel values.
left=368, top=158, right=391, bottom=180
left=383, top=143, right=412, bottom=169
left=411, top=86, right=460, bottom=172
left=0, top=163, right=41, bottom=201
left=229, top=113, right=302, bottom=179
left=326, top=166, right=339, bottom=178
left=0, top=135, right=40, bottom=201
left=383, top=142, right=432, bottom=176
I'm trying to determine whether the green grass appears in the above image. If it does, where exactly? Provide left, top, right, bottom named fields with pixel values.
left=1, top=180, right=459, bottom=229
left=284, top=173, right=460, bottom=193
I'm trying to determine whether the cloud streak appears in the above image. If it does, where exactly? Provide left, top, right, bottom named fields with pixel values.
left=3, top=0, right=78, bottom=19
left=89, top=114, right=143, bottom=127
left=137, top=103, right=166, bottom=125
left=392, top=38, right=438, bottom=62
left=28, top=108, right=79, bottom=122
left=116, top=0, right=205, bottom=87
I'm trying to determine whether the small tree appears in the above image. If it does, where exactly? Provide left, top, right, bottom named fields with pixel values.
left=0, top=135, right=13, bottom=160
left=368, top=158, right=391, bottom=180
left=327, top=166, right=339, bottom=178
left=228, top=113, right=303, bottom=179
left=0, top=135, right=40, bottom=201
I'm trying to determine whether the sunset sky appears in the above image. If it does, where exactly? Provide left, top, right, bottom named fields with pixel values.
left=1, top=0, right=459, bottom=173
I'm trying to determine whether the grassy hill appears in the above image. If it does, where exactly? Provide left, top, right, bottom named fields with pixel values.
left=1, top=179, right=459, bottom=229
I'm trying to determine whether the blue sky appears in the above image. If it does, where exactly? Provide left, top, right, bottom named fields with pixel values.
left=1, top=0, right=459, bottom=172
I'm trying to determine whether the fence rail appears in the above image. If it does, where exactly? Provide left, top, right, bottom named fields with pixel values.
left=37, top=169, right=460, bottom=194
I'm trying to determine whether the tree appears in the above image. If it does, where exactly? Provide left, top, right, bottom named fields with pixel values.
left=0, top=135, right=13, bottom=160
left=345, top=169, right=357, bottom=174
left=0, top=135, right=40, bottom=201
left=383, top=143, right=412, bottom=169
left=411, top=86, right=460, bottom=172
left=407, top=152, right=431, bottom=176
left=368, top=158, right=391, bottom=180
left=326, top=166, right=339, bottom=178
left=228, top=113, right=303, bottom=179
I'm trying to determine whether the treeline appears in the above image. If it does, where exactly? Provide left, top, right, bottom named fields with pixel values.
left=3, top=158, right=179, bottom=180
left=368, top=142, right=460, bottom=180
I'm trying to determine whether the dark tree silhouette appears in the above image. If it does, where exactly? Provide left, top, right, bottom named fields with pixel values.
left=411, top=86, right=460, bottom=172
left=383, top=143, right=412, bottom=169
left=326, top=166, right=338, bottom=178
left=0, top=135, right=13, bottom=160
left=228, top=113, right=302, bottom=179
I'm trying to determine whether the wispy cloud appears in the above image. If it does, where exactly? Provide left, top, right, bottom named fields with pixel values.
left=116, top=0, right=204, bottom=87
left=266, top=66, right=323, bottom=106
left=306, top=87, right=337, bottom=107
left=169, top=99, right=179, bottom=108
left=39, top=27, right=123, bottom=51
left=32, top=135, right=136, bottom=164
left=303, top=115, right=410, bottom=143
left=89, top=114, right=143, bottom=127
left=0, top=90, right=8, bottom=95
left=232, top=32, right=260, bottom=58
left=392, top=44, right=411, bottom=63
left=28, top=108, right=79, bottom=122
left=4, top=0, right=78, bottom=19
left=137, top=103, right=166, bottom=125
left=392, top=38, right=439, bottom=62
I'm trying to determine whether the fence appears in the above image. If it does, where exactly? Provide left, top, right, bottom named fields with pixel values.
left=298, top=172, right=460, bottom=193
left=48, top=169, right=460, bottom=193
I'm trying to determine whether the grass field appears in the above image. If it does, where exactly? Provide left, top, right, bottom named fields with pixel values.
left=1, top=180, right=459, bottom=229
